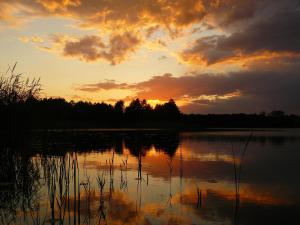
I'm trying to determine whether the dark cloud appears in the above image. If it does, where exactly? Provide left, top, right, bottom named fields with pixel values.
left=181, top=0, right=300, bottom=65
left=63, top=35, right=105, bottom=62
left=180, top=64, right=300, bottom=113
left=77, top=58, right=300, bottom=114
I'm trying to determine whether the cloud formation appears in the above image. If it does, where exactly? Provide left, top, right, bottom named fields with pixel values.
left=76, top=80, right=134, bottom=92
left=38, top=32, right=141, bottom=64
left=0, top=0, right=213, bottom=33
left=19, top=35, right=45, bottom=43
left=63, top=35, right=105, bottom=61
left=0, top=0, right=210, bottom=64
left=1, top=0, right=299, bottom=114
left=3, top=0, right=299, bottom=66
left=181, top=0, right=300, bottom=65
left=77, top=57, right=300, bottom=114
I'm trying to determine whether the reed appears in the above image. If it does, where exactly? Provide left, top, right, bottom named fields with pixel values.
left=137, top=153, right=142, bottom=180
left=29, top=203, right=47, bottom=225
left=231, top=133, right=252, bottom=225
left=119, top=156, right=129, bottom=190
left=196, top=187, right=202, bottom=208
left=81, top=175, right=93, bottom=225
left=167, top=157, right=173, bottom=207
left=96, top=173, right=106, bottom=224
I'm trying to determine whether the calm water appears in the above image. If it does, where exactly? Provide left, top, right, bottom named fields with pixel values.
left=1, top=130, right=300, bottom=225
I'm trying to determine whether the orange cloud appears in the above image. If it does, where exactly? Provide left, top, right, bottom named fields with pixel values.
left=0, top=0, right=269, bottom=34
left=19, top=35, right=45, bottom=43
left=37, top=0, right=81, bottom=11
left=180, top=47, right=300, bottom=67
left=3, top=0, right=300, bottom=68
left=0, top=0, right=213, bottom=31
left=37, top=32, right=141, bottom=64
left=4, top=0, right=298, bottom=67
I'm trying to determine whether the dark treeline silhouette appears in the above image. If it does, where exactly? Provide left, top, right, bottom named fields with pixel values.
left=0, top=97, right=182, bottom=129
left=2, top=96, right=300, bottom=130
left=182, top=111, right=300, bottom=128
left=1, top=63, right=300, bottom=131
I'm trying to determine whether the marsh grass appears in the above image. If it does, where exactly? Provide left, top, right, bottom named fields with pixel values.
left=196, top=187, right=202, bottom=209
left=81, top=175, right=93, bottom=225
left=108, top=151, right=115, bottom=202
left=0, top=63, right=41, bottom=105
left=167, top=157, right=173, bottom=207
left=231, top=133, right=253, bottom=225
left=120, top=155, right=128, bottom=190
left=96, top=173, right=107, bottom=225
left=39, top=153, right=82, bottom=225
left=29, top=203, right=47, bottom=225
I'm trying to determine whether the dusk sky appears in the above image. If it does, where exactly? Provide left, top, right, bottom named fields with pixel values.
left=0, top=0, right=299, bottom=114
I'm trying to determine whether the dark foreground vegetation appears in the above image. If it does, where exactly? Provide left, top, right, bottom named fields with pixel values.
left=1, top=63, right=300, bottom=132
left=0, top=130, right=180, bottom=225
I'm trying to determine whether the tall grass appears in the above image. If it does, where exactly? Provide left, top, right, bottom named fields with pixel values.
left=231, top=133, right=253, bottom=225
left=167, top=157, right=173, bottom=207
left=0, top=63, right=41, bottom=105
left=96, top=173, right=106, bottom=224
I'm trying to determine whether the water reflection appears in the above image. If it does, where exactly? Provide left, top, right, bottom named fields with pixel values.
left=0, top=130, right=300, bottom=225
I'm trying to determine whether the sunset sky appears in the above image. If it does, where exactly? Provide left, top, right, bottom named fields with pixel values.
left=0, top=0, right=299, bottom=113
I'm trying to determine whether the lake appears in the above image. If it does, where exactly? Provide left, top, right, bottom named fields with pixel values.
left=1, top=129, right=300, bottom=225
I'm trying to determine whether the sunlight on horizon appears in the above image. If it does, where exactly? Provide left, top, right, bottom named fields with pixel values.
left=0, top=0, right=299, bottom=114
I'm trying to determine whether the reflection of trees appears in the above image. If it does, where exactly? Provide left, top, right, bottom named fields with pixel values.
left=0, top=131, right=181, bottom=225
left=122, top=133, right=180, bottom=211
left=153, top=133, right=179, bottom=158
left=34, top=131, right=180, bottom=157
left=124, top=132, right=179, bottom=157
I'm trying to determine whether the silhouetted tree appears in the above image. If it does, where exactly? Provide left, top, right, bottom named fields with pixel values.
left=114, top=100, right=124, bottom=114
left=269, top=110, right=285, bottom=117
left=125, top=99, right=142, bottom=114
left=154, top=99, right=181, bottom=120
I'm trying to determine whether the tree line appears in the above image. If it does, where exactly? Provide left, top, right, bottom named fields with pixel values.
left=1, top=63, right=300, bottom=130
left=17, top=97, right=181, bottom=128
